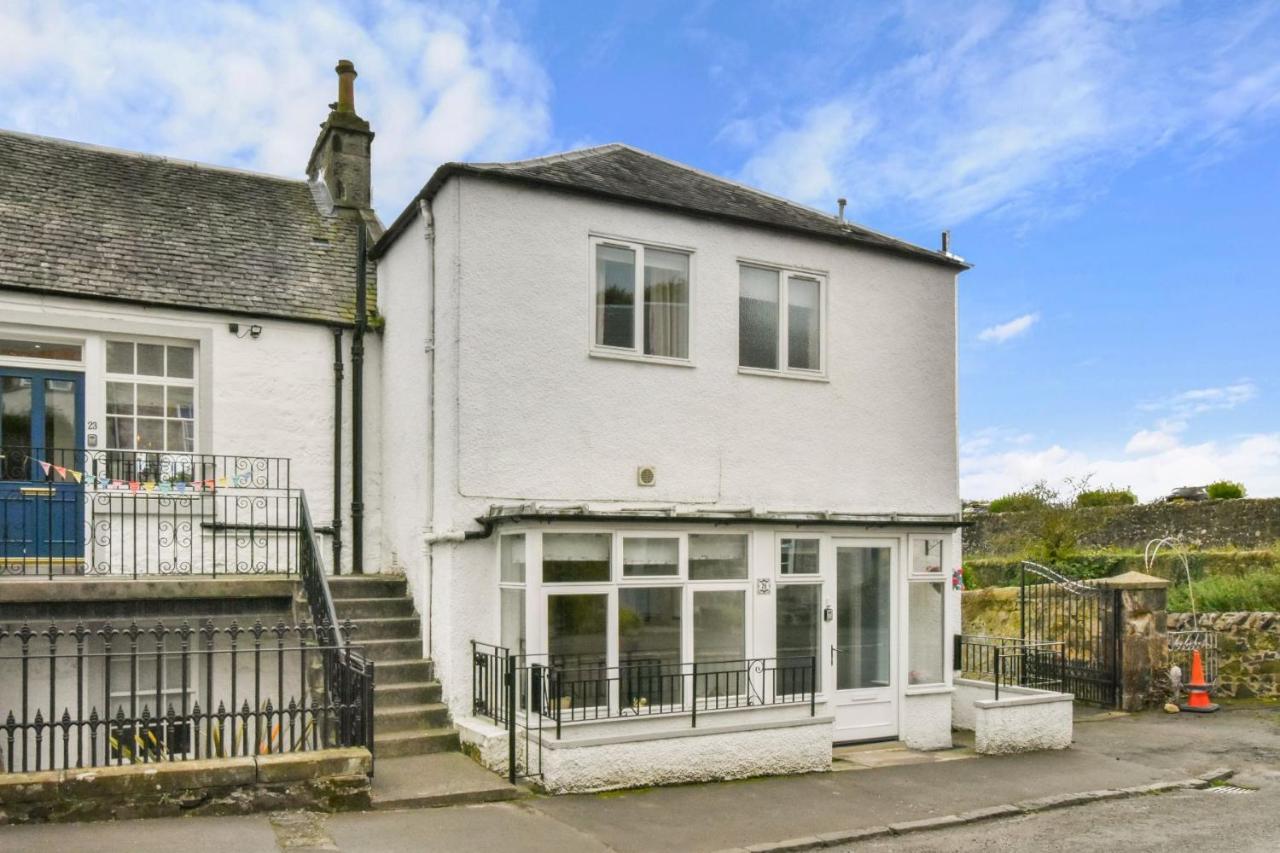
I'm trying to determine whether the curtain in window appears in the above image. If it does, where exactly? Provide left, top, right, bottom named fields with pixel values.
left=643, top=249, right=689, bottom=358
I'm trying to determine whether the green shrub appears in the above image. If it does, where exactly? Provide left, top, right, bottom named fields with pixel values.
left=1206, top=480, right=1246, bottom=500
left=1168, top=570, right=1280, bottom=612
left=1075, top=488, right=1137, bottom=508
left=988, top=482, right=1056, bottom=513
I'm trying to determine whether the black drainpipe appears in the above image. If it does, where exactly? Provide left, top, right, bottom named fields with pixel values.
left=331, top=327, right=344, bottom=575
left=351, top=223, right=367, bottom=574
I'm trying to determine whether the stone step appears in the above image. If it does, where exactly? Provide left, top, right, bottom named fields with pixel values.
left=359, top=638, right=423, bottom=663
left=375, top=703, right=452, bottom=733
left=375, top=681, right=442, bottom=708
left=334, top=597, right=415, bottom=620
left=328, top=575, right=409, bottom=598
left=374, top=727, right=460, bottom=758
left=370, top=753, right=519, bottom=811
left=375, top=659, right=435, bottom=685
left=346, top=617, right=421, bottom=641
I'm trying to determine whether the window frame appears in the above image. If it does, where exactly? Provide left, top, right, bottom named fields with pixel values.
left=588, top=234, right=696, bottom=367
left=905, top=534, right=948, bottom=689
left=736, top=260, right=828, bottom=380
left=103, top=338, right=199, bottom=455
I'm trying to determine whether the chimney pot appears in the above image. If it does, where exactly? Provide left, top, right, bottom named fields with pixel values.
left=837, top=197, right=847, bottom=222
left=336, top=59, right=357, bottom=114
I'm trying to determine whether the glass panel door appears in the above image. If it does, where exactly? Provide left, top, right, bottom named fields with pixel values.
left=836, top=546, right=891, bottom=690
left=830, top=540, right=898, bottom=743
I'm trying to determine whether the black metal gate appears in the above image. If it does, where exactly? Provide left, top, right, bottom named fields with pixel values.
left=1020, top=561, right=1122, bottom=707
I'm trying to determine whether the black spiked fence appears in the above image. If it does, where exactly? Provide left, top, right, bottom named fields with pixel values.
left=0, top=617, right=373, bottom=774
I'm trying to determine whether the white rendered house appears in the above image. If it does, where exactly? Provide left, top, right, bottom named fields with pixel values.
left=371, top=144, right=970, bottom=790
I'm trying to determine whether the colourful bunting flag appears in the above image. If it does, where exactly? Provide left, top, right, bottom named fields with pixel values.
left=39, top=461, right=52, bottom=476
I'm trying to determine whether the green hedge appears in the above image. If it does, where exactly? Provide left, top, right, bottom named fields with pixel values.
left=962, top=548, right=1280, bottom=589
left=1206, top=480, right=1246, bottom=500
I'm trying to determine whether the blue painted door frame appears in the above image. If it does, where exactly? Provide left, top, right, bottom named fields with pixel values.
left=0, top=366, right=86, bottom=563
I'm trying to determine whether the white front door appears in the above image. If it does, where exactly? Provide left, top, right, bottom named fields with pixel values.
left=829, top=538, right=898, bottom=743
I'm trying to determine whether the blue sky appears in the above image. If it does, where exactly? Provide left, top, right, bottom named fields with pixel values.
left=3, top=0, right=1279, bottom=499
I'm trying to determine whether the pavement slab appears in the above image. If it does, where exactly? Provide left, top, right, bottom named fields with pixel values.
left=369, top=752, right=520, bottom=809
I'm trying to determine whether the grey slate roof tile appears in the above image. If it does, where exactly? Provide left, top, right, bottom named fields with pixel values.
left=373, top=143, right=967, bottom=269
left=0, top=129, right=375, bottom=325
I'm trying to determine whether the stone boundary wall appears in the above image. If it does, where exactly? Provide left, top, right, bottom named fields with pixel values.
left=0, top=747, right=371, bottom=825
left=964, top=498, right=1280, bottom=557
left=1169, top=612, right=1280, bottom=699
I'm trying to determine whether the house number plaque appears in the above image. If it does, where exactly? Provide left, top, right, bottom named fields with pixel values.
left=756, top=579, right=771, bottom=595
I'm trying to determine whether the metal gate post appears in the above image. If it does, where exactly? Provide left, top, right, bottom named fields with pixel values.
left=505, top=659, right=516, bottom=784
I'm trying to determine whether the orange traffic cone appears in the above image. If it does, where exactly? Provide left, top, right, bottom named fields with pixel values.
left=1179, top=649, right=1219, bottom=713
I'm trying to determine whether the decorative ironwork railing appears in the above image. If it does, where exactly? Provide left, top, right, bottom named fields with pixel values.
left=0, top=618, right=373, bottom=774
left=0, top=447, right=290, bottom=491
left=954, top=634, right=1066, bottom=699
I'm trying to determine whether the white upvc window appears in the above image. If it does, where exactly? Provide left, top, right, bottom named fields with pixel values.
left=591, top=236, right=693, bottom=364
left=536, top=530, right=753, bottom=708
left=738, top=263, right=826, bottom=377
left=906, top=535, right=947, bottom=687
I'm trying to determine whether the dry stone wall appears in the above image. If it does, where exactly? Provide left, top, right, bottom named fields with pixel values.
left=1168, top=612, right=1280, bottom=699
left=964, top=498, right=1280, bottom=557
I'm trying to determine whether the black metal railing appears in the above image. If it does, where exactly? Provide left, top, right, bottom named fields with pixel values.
left=1, top=447, right=302, bottom=578
left=955, top=634, right=1066, bottom=699
left=1, top=488, right=303, bottom=577
left=472, top=641, right=818, bottom=783
left=0, top=618, right=373, bottom=774
left=0, top=447, right=290, bottom=491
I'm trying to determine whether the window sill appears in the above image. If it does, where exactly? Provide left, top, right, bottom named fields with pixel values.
left=737, top=366, right=828, bottom=383
left=589, top=348, right=695, bottom=369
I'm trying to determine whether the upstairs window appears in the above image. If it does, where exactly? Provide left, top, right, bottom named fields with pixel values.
left=593, top=238, right=691, bottom=362
left=738, top=264, right=824, bottom=375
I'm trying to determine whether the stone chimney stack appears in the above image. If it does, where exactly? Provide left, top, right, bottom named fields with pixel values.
left=306, top=59, right=374, bottom=214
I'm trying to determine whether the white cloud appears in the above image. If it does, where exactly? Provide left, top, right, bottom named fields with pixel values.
left=978, top=312, right=1039, bottom=343
left=0, top=0, right=552, bottom=217
left=733, top=1, right=1280, bottom=223
left=962, top=432, right=1280, bottom=502
left=968, top=378, right=1270, bottom=500
left=1141, top=381, right=1258, bottom=418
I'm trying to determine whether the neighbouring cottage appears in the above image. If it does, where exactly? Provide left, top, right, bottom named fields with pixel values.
left=0, top=59, right=971, bottom=796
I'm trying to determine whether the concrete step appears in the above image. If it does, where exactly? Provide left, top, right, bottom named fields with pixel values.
left=329, top=575, right=408, bottom=599
left=334, top=597, right=415, bottom=619
left=347, top=617, right=421, bottom=641
left=376, top=659, right=435, bottom=685
left=370, top=752, right=519, bottom=810
left=375, top=703, right=452, bottom=733
left=375, top=681, right=442, bottom=708
left=375, top=727, right=459, bottom=758
left=359, top=638, right=423, bottom=663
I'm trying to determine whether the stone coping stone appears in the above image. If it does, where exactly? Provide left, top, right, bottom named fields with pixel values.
left=256, top=747, right=371, bottom=783
left=0, top=748, right=370, bottom=800
left=63, top=757, right=257, bottom=798
left=0, top=577, right=299, bottom=603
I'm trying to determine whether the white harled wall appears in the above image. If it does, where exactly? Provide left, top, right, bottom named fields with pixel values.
left=0, top=291, right=381, bottom=574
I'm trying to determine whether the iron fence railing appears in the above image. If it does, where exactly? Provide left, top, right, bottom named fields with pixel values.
left=0, top=618, right=373, bottom=774
left=955, top=634, right=1066, bottom=699
left=0, top=447, right=290, bottom=490
left=472, top=641, right=816, bottom=783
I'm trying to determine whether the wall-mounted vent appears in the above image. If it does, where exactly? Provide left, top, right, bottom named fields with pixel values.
left=637, top=465, right=657, bottom=487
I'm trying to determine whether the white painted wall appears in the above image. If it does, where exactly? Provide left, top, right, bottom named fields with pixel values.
left=0, top=292, right=381, bottom=574
left=952, top=678, right=1074, bottom=754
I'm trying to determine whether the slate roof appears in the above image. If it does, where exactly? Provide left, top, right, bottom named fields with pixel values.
left=372, top=143, right=968, bottom=269
left=0, top=129, right=376, bottom=326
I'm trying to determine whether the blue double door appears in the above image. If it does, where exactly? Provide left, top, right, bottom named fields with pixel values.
left=0, top=367, right=86, bottom=565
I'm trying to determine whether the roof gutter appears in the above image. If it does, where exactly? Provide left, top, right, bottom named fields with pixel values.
left=466, top=511, right=969, bottom=534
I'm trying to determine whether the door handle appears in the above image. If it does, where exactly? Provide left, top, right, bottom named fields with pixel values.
left=830, top=645, right=851, bottom=665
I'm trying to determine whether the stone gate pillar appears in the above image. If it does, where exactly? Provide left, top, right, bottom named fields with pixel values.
left=1095, top=571, right=1170, bottom=711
